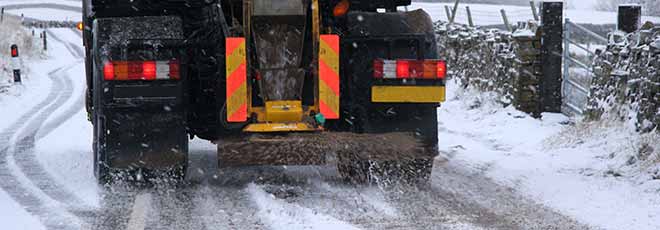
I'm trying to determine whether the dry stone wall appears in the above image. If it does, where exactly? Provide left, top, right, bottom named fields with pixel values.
left=435, top=21, right=543, bottom=117
left=588, top=23, right=660, bottom=133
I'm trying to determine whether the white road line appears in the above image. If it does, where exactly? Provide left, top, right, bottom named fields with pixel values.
left=126, top=192, right=152, bottom=230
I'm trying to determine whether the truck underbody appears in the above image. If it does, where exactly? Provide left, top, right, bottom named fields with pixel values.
left=83, top=0, right=445, bottom=185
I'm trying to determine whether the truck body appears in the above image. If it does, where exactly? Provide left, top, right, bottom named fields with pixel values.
left=83, top=0, right=446, bottom=184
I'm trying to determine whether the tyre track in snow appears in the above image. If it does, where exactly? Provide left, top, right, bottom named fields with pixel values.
left=0, top=65, right=85, bottom=229
left=0, top=29, right=92, bottom=229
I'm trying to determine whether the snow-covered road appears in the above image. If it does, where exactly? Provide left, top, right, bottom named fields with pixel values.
left=1, top=3, right=659, bottom=230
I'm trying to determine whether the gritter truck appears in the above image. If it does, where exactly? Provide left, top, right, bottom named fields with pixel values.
left=82, top=0, right=446, bottom=185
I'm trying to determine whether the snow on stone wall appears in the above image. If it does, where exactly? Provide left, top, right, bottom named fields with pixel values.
left=435, top=20, right=543, bottom=117
left=587, top=22, right=660, bottom=133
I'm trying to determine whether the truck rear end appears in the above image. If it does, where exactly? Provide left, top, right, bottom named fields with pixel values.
left=83, top=0, right=445, bottom=185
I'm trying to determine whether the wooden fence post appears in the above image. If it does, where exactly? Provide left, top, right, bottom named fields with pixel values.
left=466, top=6, right=474, bottom=27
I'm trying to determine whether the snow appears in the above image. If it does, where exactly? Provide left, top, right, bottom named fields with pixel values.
left=4, top=8, right=81, bottom=21
left=0, top=189, right=46, bottom=230
left=0, top=28, right=91, bottom=229
left=438, top=80, right=660, bottom=230
left=410, top=2, right=660, bottom=25
left=247, top=183, right=361, bottom=230
left=0, top=0, right=81, bottom=8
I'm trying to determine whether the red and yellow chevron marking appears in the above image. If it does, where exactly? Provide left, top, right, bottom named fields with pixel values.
left=226, top=37, right=248, bottom=122
left=319, top=34, right=340, bottom=119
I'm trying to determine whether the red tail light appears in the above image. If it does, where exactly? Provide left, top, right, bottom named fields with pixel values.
left=436, top=61, right=447, bottom=79
left=141, top=61, right=156, bottom=80
left=375, top=59, right=447, bottom=80
left=373, top=59, right=384, bottom=78
left=103, top=60, right=180, bottom=81
left=396, top=60, right=410, bottom=78
left=103, top=62, right=114, bottom=80
left=169, top=60, right=181, bottom=80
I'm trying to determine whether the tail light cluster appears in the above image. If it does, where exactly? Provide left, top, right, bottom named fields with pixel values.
left=373, top=59, right=446, bottom=79
left=103, top=60, right=180, bottom=81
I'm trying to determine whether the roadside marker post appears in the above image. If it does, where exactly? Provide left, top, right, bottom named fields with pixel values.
left=11, top=44, right=21, bottom=84
left=43, top=31, right=47, bottom=51
left=618, top=4, right=641, bottom=33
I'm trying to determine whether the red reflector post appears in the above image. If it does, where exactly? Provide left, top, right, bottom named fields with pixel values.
left=11, top=45, right=19, bottom=57
left=396, top=60, right=409, bottom=78
left=373, top=59, right=384, bottom=78
left=437, top=61, right=447, bottom=79
left=103, top=62, right=115, bottom=80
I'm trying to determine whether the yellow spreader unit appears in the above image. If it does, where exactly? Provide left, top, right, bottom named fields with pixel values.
left=243, top=100, right=318, bottom=133
left=371, top=86, right=446, bottom=103
left=264, top=101, right=303, bottom=123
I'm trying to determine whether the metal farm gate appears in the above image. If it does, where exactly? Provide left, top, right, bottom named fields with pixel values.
left=561, top=18, right=608, bottom=116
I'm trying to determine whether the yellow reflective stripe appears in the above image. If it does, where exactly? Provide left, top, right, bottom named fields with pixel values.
left=226, top=40, right=246, bottom=78
left=319, top=40, right=339, bottom=74
left=319, top=80, right=340, bottom=117
left=371, top=86, right=446, bottom=103
left=226, top=82, right=247, bottom=118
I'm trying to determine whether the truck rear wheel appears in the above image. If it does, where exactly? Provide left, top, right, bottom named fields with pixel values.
left=93, top=117, right=111, bottom=185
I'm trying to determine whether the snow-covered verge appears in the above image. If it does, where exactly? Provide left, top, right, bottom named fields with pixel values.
left=436, top=13, right=659, bottom=202
left=439, top=81, right=660, bottom=230
left=0, top=16, right=44, bottom=94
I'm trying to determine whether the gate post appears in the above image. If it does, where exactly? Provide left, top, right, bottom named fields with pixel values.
left=562, top=18, right=570, bottom=113
left=539, top=1, right=563, bottom=113
left=618, top=4, right=641, bottom=33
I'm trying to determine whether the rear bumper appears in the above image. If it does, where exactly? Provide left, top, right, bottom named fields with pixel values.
left=371, top=86, right=446, bottom=103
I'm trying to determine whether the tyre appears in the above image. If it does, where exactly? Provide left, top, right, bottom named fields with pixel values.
left=93, top=117, right=111, bottom=185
